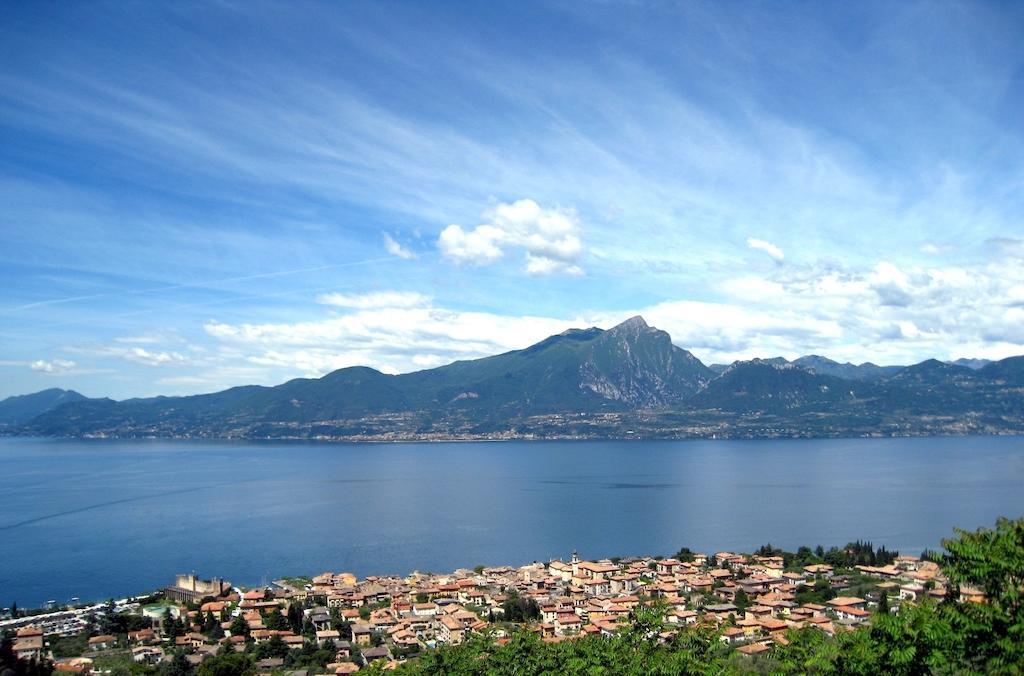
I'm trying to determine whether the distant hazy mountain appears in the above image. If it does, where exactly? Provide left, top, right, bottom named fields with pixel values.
left=22, top=316, right=714, bottom=436
left=979, top=356, right=1024, bottom=382
left=791, top=355, right=904, bottom=381
left=0, top=388, right=88, bottom=427
left=710, top=356, right=903, bottom=381
left=9, top=318, right=1024, bottom=440
left=689, top=359, right=866, bottom=413
left=949, top=358, right=992, bottom=370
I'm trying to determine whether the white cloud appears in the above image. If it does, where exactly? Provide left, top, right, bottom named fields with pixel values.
left=920, top=242, right=954, bottom=255
left=438, top=223, right=506, bottom=265
left=121, top=347, right=189, bottom=366
left=246, top=349, right=386, bottom=374
left=315, top=290, right=430, bottom=309
left=746, top=237, right=785, bottom=263
left=114, top=334, right=165, bottom=345
left=204, top=297, right=581, bottom=377
left=525, top=254, right=583, bottom=276
left=30, top=359, right=77, bottom=373
left=708, top=255, right=1024, bottom=363
left=69, top=344, right=192, bottom=367
left=383, top=232, right=416, bottom=259
left=438, top=199, right=584, bottom=275
left=869, top=261, right=913, bottom=307
left=196, top=247, right=1024, bottom=384
left=411, top=354, right=447, bottom=368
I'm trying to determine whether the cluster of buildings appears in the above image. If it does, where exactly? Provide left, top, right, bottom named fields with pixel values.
left=4, top=550, right=963, bottom=672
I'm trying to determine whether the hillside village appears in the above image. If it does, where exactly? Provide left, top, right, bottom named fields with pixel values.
left=3, top=546, right=963, bottom=674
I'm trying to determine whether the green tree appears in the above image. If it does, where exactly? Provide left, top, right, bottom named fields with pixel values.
left=500, top=591, right=540, bottom=623
left=770, top=625, right=838, bottom=673
left=159, top=653, right=193, bottom=676
left=229, top=615, right=248, bottom=638
left=255, top=635, right=288, bottom=660
left=942, top=516, right=1024, bottom=671
left=795, top=577, right=835, bottom=606
left=286, top=603, right=302, bottom=634
left=263, top=609, right=287, bottom=631
left=734, top=589, right=751, bottom=613
left=862, top=601, right=956, bottom=674
left=163, top=609, right=181, bottom=640
left=674, top=547, right=696, bottom=562
left=196, top=652, right=254, bottom=676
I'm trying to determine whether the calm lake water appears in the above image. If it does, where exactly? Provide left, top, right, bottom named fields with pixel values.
left=2, top=435, right=1023, bottom=607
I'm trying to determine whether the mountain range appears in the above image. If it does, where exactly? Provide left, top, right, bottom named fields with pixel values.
left=3, top=316, right=1022, bottom=440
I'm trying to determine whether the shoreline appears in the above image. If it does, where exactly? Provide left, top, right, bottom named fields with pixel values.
left=4, top=429, right=1024, bottom=444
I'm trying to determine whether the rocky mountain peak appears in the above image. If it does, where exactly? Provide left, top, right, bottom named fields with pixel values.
left=608, top=315, right=650, bottom=335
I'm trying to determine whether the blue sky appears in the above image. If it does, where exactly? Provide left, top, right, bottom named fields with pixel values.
left=2, top=1, right=1023, bottom=399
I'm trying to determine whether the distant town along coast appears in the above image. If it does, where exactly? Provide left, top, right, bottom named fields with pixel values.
left=3, top=516, right=1023, bottom=674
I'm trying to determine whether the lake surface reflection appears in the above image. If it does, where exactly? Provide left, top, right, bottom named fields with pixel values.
left=2, top=435, right=1023, bottom=606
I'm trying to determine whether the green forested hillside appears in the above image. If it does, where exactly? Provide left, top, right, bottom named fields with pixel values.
left=9, top=316, right=1024, bottom=439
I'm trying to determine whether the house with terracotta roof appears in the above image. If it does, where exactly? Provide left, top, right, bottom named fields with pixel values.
left=654, top=559, right=683, bottom=575
left=720, top=626, right=745, bottom=644
left=803, top=564, right=834, bottom=577
left=316, top=629, right=340, bottom=647
left=704, top=603, right=739, bottom=622
left=351, top=625, right=373, bottom=646
left=899, top=582, right=924, bottom=601
left=127, top=628, right=156, bottom=645
left=361, top=644, right=392, bottom=664
left=758, top=617, right=789, bottom=635
left=16, top=626, right=43, bottom=640
left=827, top=596, right=866, bottom=610
left=609, top=574, right=639, bottom=595
left=53, top=658, right=93, bottom=674
left=412, top=602, right=438, bottom=617
left=781, top=572, right=806, bottom=586
left=132, top=646, right=164, bottom=665
left=668, top=609, right=697, bottom=625
left=832, top=605, right=870, bottom=623
left=682, top=575, right=714, bottom=594
left=736, top=642, right=771, bottom=656
left=175, top=632, right=207, bottom=649
left=554, top=612, right=582, bottom=636
left=894, top=555, right=921, bottom=571
left=281, top=635, right=304, bottom=649
left=88, top=635, right=117, bottom=651
left=13, top=635, right=45, bottom=661
left=575, top=561, right=619, bottom=581
left=437, top=615, right=465, bottom=644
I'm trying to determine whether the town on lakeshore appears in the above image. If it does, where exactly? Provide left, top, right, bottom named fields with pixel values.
left=3, top=543, right=963, bottom=674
